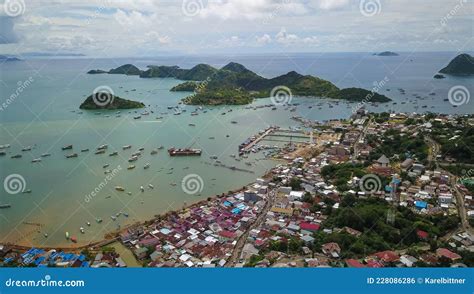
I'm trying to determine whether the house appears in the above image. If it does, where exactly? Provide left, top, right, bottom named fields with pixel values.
left=416, top=230, right=429, bottom=240
left=244, top=190, right=261, bottom=203
left=299, top=222, right=320, bottom=232
left=377, top=155, right=390, bottom=167
left=400, top=158, right=414, bottom=171
left=373, top=250, right=399, bottom=263
left=415, top=201, right=428, bottom=210
left=346, top=259, right=365, bottom=268
left=322, top=242, right=341, bottom=258
left=400, top=255, right=418, bottom=267
left=436, top=248, right=461, bottom=261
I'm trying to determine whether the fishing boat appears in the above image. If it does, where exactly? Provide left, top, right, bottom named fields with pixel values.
left=81, top=148, right=89, bottom=152
left=158, top=145, right=164, bottom=150
left=65, top=231, right=70, bottom=239
left=231, top=121, right=238, bottom=124
left=115, top=186, right=125, bottom=191
left=86, top=222, right=91, bottom=226
left=148, top=184, right=154, bottom=189
left=128, top=156, right=138, bottom=162
left=127, top=165, right=135, bottom=170
left=168, top=147, right=202, bottom=156
left=70, top=236, right=77, bottom=243
left=23, top=189, right=32, bottom=193
left=44, top=233, right=48, bottom=238
left=66, top=153, right=78, bottom=158
left=144, top=163, right=150, bottom=169
left=95, top=149, right=105, bottom=155
left=111, top=215, right=117, bottom=221
left=123, top=213, right=129, bottom=217
left=41, top=153, right=51, bottom=157
left=140, top=186, right=144, bottom=192
left=0, top=151, right=5, bottom=156
left=31, top=158, right=42, bottom=163
left=109, top=151, right=118, bottom=156
left=0, top=144, right=10, bottom=149
left=189, top=123, right=196, bottom=127
left=22, top=146, right=32, bottom=151
left=11, top=154, right=22, bottom=159
left=122, top=145, right=132, bottom=150
left=96, top=218, right=103, bottom=223
left=133, top=115, right=141, bottom=119
left=62, top=144, right=73, bottom=150
left=80, top=227, right=85, bottom=234
left=150, top=149, right=158, bottom=155
left=0, top=204, right=11, bottom=209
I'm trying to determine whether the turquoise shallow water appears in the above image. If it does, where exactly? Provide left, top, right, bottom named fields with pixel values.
left=0, top=53, right=472, bottom=247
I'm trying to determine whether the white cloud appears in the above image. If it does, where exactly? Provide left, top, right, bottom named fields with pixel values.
left=255, top=33, right=271, bottom=45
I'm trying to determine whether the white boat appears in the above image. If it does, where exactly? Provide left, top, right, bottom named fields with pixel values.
left=115, top=186, right=125, bottom=191
left=65, top=232, right=70, bottom=239
left=41, top=153, right=51, bottom=157
left=111, top=216, right=117, bottom=221
left=123, top=145, right=132, bottom=150
left=148, top=184, right=154, bottom=189
left=140, top=186, right=144, bottom=192
left=127, top=165, right=135, bottom=170
left=144, top=163, right=150, bottom=169
left=150, top=149, right=158, bottom=155
left=22, top=146, right=32, bottom=151
left=103, top=164, right=109, bottom=168
left=86, top=222, right=91, bottom=226
left=31, top=158, right=42, bottom=163
left=80, top=227, right=84, bottom=234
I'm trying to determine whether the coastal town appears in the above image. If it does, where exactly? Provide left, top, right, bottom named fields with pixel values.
left=1, top=111, right=473, bottom=268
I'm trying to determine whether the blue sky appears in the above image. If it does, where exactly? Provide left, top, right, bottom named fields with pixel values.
left=0, top=0, right=472, bottom=56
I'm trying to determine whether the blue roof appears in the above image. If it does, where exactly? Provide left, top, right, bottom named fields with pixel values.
left=415, top=201, right=428, bottom=209
left=231, top=208, right=242, bottom=214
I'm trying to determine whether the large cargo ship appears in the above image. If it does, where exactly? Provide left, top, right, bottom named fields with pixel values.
left=168, top=147, right=202, bottom=156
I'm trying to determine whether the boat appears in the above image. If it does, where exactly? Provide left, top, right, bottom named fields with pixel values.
left=157, top=145, right=164, bottom=150
left=62, top=145, right=73, bottom=150
left=95, top=149, right=105, bottom=155
left=103, top=164, right=109, bottom=168
left=70, top=236, right=77, bottom=243
left=168, top=148, right=202, bottom=156
left=115, top=186, right=125, bottom=191
left=127, top=165, right=135, bottom=170
left=23, top=189, right=32, bottom=194
left=111, top=215, right=117, bottom=221
left=65, top=232, right=70, bottom=239
left=96, top=218, right=103, bottom=223
left=66, top=153, right=78, bottom=158
left=80, top=227, right=85, bottom=234
left=81, top=148, right=89, bottom=152
left=0, top=144, right=11, bottom=149
left=44, top=233, right=48, bottom=238
left=231, top=121, right=238, bottom=124
left=128, top=156, right=138, bottom=162
left=86, top=222, right=91, bottom=226
left=150, top=149, right=158, bottom=155
left=0, top=151, right=5, bottom=156
left=97, top=144, right=108, bottom=150
left=41, top=153, right=51, bottom=157
left=109, top=151, right=118, bottom=156
left=189, top=123, right=196, bottom=127
left=140, top=186, right=144, bottom=192
left=133, top=115, right=141, bottom=119
left=11, top=154, right=22, bottom=159
left=123, top=213, right=129, bottom=217
left=144, top=163, right=150, bottom=169
left=123, top=145, right=132, bottom=150
left=0, top=204, right=11, bottom=209
left=22, top=146, right=32, bottom=151
left=31, top=158, right=42, bottom=163
left=148, top=184, right=154, bottom=189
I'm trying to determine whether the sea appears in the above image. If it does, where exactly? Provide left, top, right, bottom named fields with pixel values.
left=0, top=52, right=473, bottom=247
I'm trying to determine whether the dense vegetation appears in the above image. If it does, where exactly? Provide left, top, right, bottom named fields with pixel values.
left=366, top=129, right=429, bottom=163
left=430, top=120, right=474, bottom=163
left=321, top=163, right=368, bottom=192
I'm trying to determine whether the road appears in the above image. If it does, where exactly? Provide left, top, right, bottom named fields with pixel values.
left=352, top=117, right=371, bottom=160
left=425, top=135, right=472, bottom=234
left=226, top=189, right=276, bottom=267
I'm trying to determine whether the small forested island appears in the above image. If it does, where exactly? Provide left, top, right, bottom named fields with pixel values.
left=87, top=69, right=108, bottom=74
left=87, top=64, right=142, bottom=75
left=79, top=93, right=145, bottom=110
left=0, top=55, right=21, bottom=61
left=89, top=62, right=392, bottom=105
left=373, top=51, right=399, bottom=56
left=433, top=74, right=445, bottom=79
left=439, top=53, right=474, bottom=75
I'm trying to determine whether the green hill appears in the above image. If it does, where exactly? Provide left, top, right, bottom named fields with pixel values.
left=439, top=53, right=474, bottom=75
left=108, top=64, right=142, bottom=75
left=79, top=93, right=145, bottom=110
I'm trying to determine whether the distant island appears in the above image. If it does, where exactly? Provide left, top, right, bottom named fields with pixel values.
left=0, top=55, right=21, bottom=62
left=88, top=62, right=392, bottom=105
left=373, top=51, right=399, bottom=56
left=79, top=93, right=144, bottom=110
left=439, top=53, right=474, bottom=75
left=433, top=74, right=445, bottom=79
left=87, top=64, right=142, bottom=75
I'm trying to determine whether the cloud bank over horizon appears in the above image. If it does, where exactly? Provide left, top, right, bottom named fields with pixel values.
left=0, top=0, right=472, bottom=56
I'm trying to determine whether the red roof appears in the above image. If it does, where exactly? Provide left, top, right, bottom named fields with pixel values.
left=436, top=248, right=461, bottom=260
left=346, top=259, right=365, bottom=268
left=366, top=259, right=384, bottom=268
left=219, top=230, right=236, bottom=239
left=416, top=230, right=429, bottom=239
left=374, top=251, right=399, bottom=263
left=299, top=222, right=320, bottom=231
